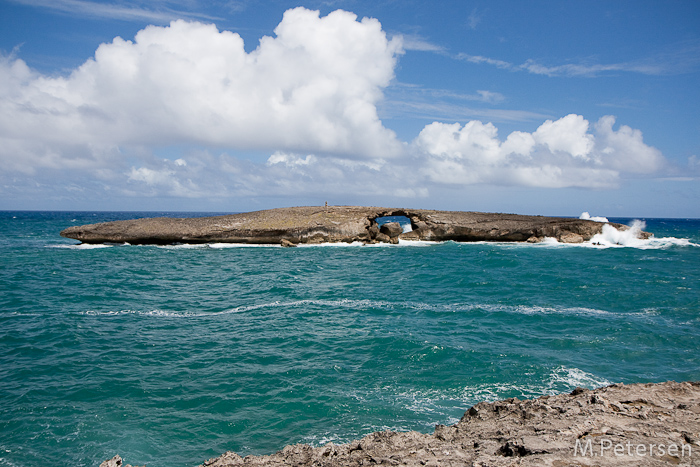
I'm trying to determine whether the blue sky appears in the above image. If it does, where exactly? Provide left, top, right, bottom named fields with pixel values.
left=1, top=0, right=699, bottom=216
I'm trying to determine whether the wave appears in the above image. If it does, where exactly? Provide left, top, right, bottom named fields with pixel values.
left=301, top=365, right=611, bottom=447
left=157, top=243, right=279, bottom=249
left=459, top=366, right=611, bottom=403
left=536, top=220, right=699, bottom=249
left=49, top=243, right=113, bottom=249
left=154, top=241, right=437, bottom=249
left=579, top=211, right=609, bottom=223
left=223, top=300, right=611, bottom=317
left=80, top=309, right=200, bottom=317
left=76, top=300, right=613, bottom=320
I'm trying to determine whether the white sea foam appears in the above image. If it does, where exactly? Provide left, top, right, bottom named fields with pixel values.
left=209, top=243, right=280, bottom=248
left=157, top=243, right=280, bottom=249
left=431, top=302, right=610, bottom=317
left=158, top=243, right=210, bottom=249
left=588, top=220, right=699, bottom=249
left=579, top=211, right=609, bottom=223
left=545, top=366, right=611, bottom=391
left=79, top=300, right=615, bottom=320
left=50, top=243, right=113, bottom=249
left=533, top=220, right=699, bottom=250
left=81, top=309, right=199, bottom=317
left=459, top=366, right=611, bottom=403
left=590, top=219, right=648, bottom=247
left=221, top=298, right=398, bottom=315
left=298, top=241, right=366, bottom=247
left=217, top=300, right=613, bottom=319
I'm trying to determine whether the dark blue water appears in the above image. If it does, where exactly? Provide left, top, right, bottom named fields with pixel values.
left=1, top=211, right=698, bottom=467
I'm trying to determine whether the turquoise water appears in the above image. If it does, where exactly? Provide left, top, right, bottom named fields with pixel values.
left=1, top=211, right=699, bottom=467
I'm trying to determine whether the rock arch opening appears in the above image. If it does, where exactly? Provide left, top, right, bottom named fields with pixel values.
left=367, top=213, right=417, bottom=244
left=375, top=215, right=413, bottom=233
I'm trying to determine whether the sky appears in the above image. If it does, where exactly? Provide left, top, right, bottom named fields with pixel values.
left=1, top=0, right=699, bottom=217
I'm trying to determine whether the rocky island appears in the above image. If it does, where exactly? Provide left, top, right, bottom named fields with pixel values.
left=102, top=381, right=699, bottom=467
left=61, top=206, right=647, bottom=245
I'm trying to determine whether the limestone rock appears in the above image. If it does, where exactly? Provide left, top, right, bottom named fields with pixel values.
left=195, top=381, right=700, bottom=467
left=61, top=206, right=649, bottom=246
left=559, top=232, right=584, bottom=243
left=375, top=232, right=391, bottom=243
left=101, top=382, right=700, bottom=467
left=379, top=222, right=403, bottom=238
left=99, top=456, right=123, bottom=467
left=99, top=455, right=143, bottom=467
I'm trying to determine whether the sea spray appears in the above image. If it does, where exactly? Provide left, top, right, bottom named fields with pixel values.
left=588, top=220, right=699, bottom=249
left=579, top=212, right=609, bottom=223
left=591, top=219, right=648, bottom=247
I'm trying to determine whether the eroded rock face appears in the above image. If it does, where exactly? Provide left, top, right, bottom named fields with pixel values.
left=98, top=455, right=143, bottom=467
left=102, top=381, right=700, bottom=467
left=196, top=381, right=700, bottom=467
left=379, top=222, right=403, bottom=238
left=61, top=206, right=647, bottom=245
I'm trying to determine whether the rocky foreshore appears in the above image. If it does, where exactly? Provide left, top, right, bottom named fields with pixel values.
left=62, top=206, right=647, bottom=245
left=101, top=381, right=699, bottom=467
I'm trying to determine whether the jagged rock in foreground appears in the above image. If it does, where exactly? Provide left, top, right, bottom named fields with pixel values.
left=62, top=206, right=647, bottom=245
left=99, top=454, right=142, bottom=467
left=101, top=382, right=699, bottom=467
left=197, top=382, right=699, bottom=467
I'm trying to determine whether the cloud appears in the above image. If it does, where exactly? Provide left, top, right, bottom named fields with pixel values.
left=456, top=53, right=512, bottom=70
left=532, top=114, right=594, bottom=159
left=381, top=83, right=546, bottom=123
left=112, top=114, right=665, bottom=202
left=0, top=8, right=404, bottom=166
left=412, top=114, right=663, bottom=188
left=455, top=52, right=691, bottom=77
left=0, top=8, right=668, bottom=207
left=400, top=35, right=445, bottom=53
left=519, top=59, right=664, bottom=77
left=7, top=0, right=223, bottom=23
left=466, top=8, right=482, bottom=30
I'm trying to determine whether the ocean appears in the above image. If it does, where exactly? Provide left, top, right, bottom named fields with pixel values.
left=1, top=211, right=698, bottom=467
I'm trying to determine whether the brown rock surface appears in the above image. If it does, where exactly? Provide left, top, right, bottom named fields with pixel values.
left=101, top=381, right=700, bottom=467
left=196, top=381, right=699, bottom=467
left=62, top=206, right=647, bottom=245
left=99, top=454, right=143, bottom=467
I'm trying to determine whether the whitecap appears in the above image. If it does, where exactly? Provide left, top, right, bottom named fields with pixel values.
left=532, top=220, right=698, bottom=250
left=49, top=243, right=113, bottom=249
left=80, top=309, right=199, bottom=317
left=579, top=211, right=609, bottom=223
left=589, top=220, right=699, bottom=249
left=459, top=366, right=611, bottom=403
left=545, top=366, right=611, bottom=390
left=221, top=298, right=397, bottom=314
left=430, top=303, right=610, bottom=317
left=297, top=241, right=365, bottom=247
left=209, top=243, right=280, bottom=248
left=157, top=243, right=210, bottom=249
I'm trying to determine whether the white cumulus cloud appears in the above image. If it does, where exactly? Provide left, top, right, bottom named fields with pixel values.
left=0, top=7, right=669, bottom=207
left=0, top=7, right=404, bottom=170
left=413, top=114, right=663, bottom=188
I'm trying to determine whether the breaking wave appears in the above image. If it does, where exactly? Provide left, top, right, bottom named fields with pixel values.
left=77, top=300, right=614, bottom=320
left=49, top=243, right=113, bottom=249
left=588, top=220, right=699, bottom=249
left=538, top=220, right=698, bottom=249
left=459, top=366, right=611, bottom=403
left=579, top=211, right=609, bottom=223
